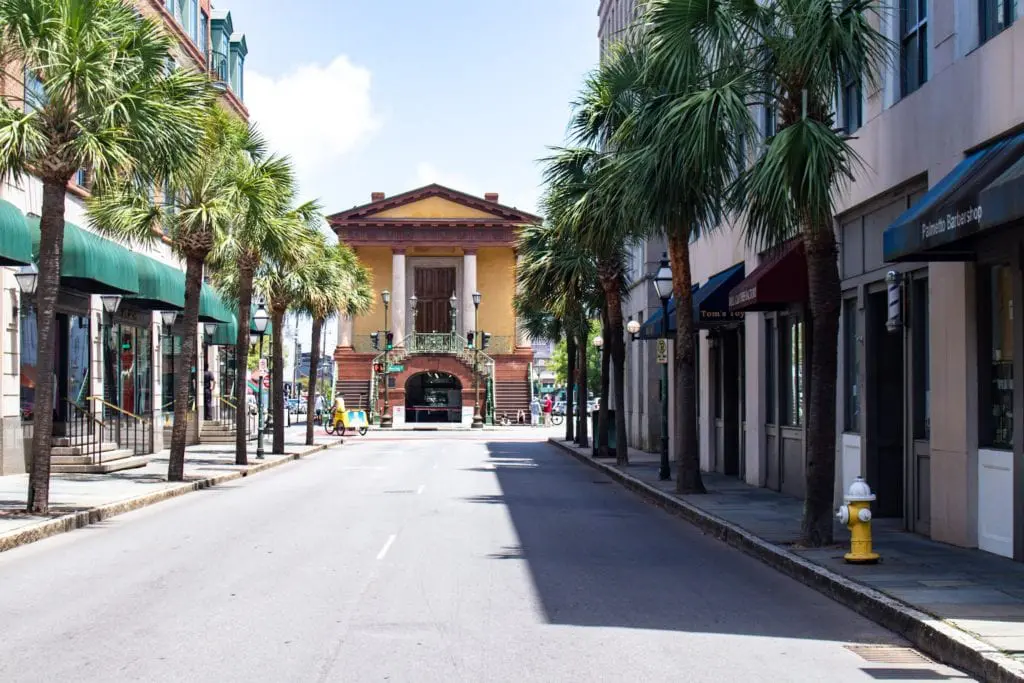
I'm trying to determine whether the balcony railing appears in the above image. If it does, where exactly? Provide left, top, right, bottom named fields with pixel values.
left=352, top=333, right=515, bottom=355
left=209, top=50, right=229, bottom=86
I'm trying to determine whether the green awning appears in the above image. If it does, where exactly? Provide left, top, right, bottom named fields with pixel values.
left=209, top=313, right=239, bottom=345
left=199, top=284, right=234, bottom=324
left=27, top=217, right=139, bottom=294
left=209, top=303, right=271, bottom=345
left=0, top=200, right=32, bottom=266
left=128, top=253, right=185, bottom=310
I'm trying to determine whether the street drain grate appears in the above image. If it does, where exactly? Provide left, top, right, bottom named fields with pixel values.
left=384, top=490, right=415, bottom=494
left=844, top=645, right=933, bottom=665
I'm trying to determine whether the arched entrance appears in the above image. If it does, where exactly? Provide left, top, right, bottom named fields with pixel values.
left=405, top=372, right=462, bottom=424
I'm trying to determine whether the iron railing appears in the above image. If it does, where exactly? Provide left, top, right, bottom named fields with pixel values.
left=209, top=50, right=229, bottom=84
left=64, top=399, right=103, bottom=464
left=88, top=396, right=153, bottom=457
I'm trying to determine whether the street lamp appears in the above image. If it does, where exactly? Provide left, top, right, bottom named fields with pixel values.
left=626, top=319, right=641, bottom=340
left=651, top=253, right=672, bottom=481
left=592, top=336, right=604, bottom=348
left=14, top=263, right=38, bottom=297
left=471, top=291, right=483, bottom=429
left=380, top=289, right=392, bottom=429
left=410, top=293, right=418, bottom=336
left=449, top=292, right=458, bottom=333
left=252, top=300, right=270, bottom=459
left=99, top=294, right=122, bottom=316
left=202, top=322, right=219, bottom=420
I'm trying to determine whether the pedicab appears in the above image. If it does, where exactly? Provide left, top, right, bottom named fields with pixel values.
left=324, top=396, right=368, bottom=436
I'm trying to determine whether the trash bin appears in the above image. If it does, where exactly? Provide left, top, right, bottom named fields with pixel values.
left=591, top=409, right=616, bottom=457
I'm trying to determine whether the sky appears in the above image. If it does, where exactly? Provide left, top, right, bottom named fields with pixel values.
left=240, top=0, right=599, bottom=218
left=236, top=0, right=599, bottom=353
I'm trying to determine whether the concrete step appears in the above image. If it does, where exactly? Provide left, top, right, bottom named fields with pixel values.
left=50, top=442, right=118, bottom=457
left=199, top=435, right=236, bottom=443
left=51, top=451, right=151, bottom=474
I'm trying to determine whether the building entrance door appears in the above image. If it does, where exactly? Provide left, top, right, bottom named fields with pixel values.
left=866, top=289, right=905, bottom=519
left=712, top=329, right=741, bottom=477
left=414, top=268, right=456, bottom=333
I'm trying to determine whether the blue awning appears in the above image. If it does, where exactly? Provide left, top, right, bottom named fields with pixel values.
left=883, top=131, right=1024, bottom=262
left=636, top=263, right=745, bottom=339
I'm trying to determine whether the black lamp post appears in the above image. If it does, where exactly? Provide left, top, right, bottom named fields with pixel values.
left=252, top=300, right=270, bottom=459
left=449, top=292, right=458, bottom=334
left=410, top=293, right=418, bottom=338
left=471, top=291, right=483, bottom=429
left=380, top=289, right=392, bottom=429
left=651, top=253, right=673, bottom=481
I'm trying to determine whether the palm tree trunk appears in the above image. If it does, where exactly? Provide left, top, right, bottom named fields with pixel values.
left=667, top=228, right=706, bottom=494
left=26, top=180, right=69, bottom=513
left=597, top=307, right=611, bottom=458
left=576, top=328, right=589, bottom=449
left=271, top=308, right=286, bottom=454
left=606, top=286, right=629, bottom=466
left=801, top=225, right=841, bottom=546
left=306, top=317, right=323, bottom=446
left=565, top=335, right=576, bottom=442
left=233, top=261, right=254, bottom=466
left=169, top=254, right=204, bottom=481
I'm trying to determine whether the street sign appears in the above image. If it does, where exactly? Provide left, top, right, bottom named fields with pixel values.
left=388, top=364, right=404, bottom=374
left=656, top=339, right=668, bottom=364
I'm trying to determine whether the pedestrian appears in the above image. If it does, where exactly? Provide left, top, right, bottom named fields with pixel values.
left=542, top=394, right=553, bottom=427
left=203, top=368, right=215, bottom=420
left=315, top=393, right=326, bottom=424
left=530, top=396, right=541, bottom=427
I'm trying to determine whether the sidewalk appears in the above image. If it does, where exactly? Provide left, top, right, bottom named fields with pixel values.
left=549, top=439, right=1024, bottom=683
left=0, top=424, right=340, bottom=553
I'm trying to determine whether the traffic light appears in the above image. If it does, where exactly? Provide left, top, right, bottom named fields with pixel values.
left=466, top=332, right=474, bottom=348
left=482, top=332, right=491, bottom=349
left=385, top=332, right=394, bottom=350
left=370, top=331, right=379, bottom=350
left=373, top=362, right=383, bottom=374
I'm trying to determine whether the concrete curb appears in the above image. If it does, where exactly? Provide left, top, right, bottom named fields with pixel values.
left=0, top=441, right=336, bottom=555
left=547, top=438, right=1024, bottom=683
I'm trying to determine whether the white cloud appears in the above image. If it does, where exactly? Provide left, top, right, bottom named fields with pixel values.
left=246, top=56, right=380, bottom=207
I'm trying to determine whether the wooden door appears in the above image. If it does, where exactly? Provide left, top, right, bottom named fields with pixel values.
left=414, top=268, right=456, bottom=333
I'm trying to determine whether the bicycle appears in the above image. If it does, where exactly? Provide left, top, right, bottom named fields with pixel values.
left=549, top=413, right=564, bottom=426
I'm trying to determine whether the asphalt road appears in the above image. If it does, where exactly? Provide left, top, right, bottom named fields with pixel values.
left=0, top=432, right=971, bottom=682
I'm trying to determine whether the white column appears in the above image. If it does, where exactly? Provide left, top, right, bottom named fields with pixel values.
left=515, top=251, right=530, bottom=348
left=463, top=250, right=477, bottom=336
left=337, top=314, right=353, bottom=349
left=391, top=250, right=406, bottom=344
left=151, top=312, right=164, bottom=453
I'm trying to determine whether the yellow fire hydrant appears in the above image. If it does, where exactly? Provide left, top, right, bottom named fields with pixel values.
left=836, top=476, right=880, bottom=564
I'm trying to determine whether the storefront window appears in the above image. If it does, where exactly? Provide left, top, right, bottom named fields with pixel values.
left=765, top=318, right=776, bottom=424
left=161, top=333, right=181, bottom=413
left=104, top=324, right=153, bottom=416
left=980, top=264, right=1014, bottom=449
left=781, top=316, right=804, bottom=427
left=844, top=300, right=859, bottom=432
left=911, top=278, right=930, bottom=440
left=20, top=306, right=38, bottom=422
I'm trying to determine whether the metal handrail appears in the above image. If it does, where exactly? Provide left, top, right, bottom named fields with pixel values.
left=64, top=399, right=104, bottom=465
left=86, top=396, right=144, bottom=422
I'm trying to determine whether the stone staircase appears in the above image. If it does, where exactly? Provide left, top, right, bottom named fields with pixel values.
left=50, top=437, right=151, bottom=474
left=336, top=379, right=371, bottom=411
left=199, top=420, right=236, bottom=444
left=494, top=381, right=532, bottom=423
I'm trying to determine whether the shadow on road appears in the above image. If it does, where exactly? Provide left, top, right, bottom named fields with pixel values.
left=465, top=440, right=902, bottom=643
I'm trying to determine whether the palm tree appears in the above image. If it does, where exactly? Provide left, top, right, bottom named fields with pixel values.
left=249, top=218, right=323, bottom=454
left=209, top=147, right=301, bottom=466
left=0, top=0, right=210, bottom=509
left=515, top=220, right=600, bottom=448
left=640, top=0, right=891, bottom=543
left=89, top=107, right=257, bottom=482
left=607, top=7, right=753, bottom=494
left=296, top=240, right=372, bottom=446
left=542, top=147, right=632, bottom=464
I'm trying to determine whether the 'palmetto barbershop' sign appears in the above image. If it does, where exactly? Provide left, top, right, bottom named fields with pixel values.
left=920, top=205, right=983, bottom=242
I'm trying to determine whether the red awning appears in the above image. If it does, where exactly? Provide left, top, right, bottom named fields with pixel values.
left=728, top=238, right=808, bottom=312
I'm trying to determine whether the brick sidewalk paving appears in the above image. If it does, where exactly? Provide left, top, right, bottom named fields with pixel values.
left=550, top=438, right=1024, bottom=682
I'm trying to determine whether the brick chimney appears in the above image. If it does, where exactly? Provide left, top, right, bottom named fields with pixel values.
left=371, top=192, right=385, bottom=202
left=484, top=192, right=499, bottom=202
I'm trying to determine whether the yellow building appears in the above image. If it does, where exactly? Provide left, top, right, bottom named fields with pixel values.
left=328, top=185, right=540, bottom=427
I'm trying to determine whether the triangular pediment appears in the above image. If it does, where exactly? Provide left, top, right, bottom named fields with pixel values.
left=328, top=184, right=542, bottom=224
